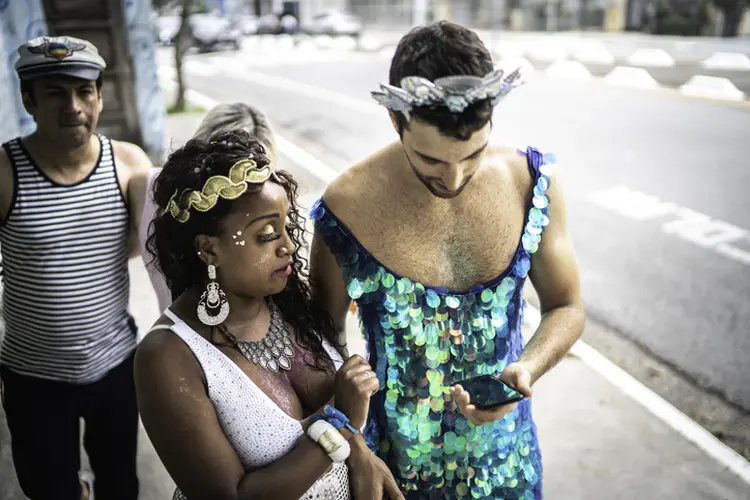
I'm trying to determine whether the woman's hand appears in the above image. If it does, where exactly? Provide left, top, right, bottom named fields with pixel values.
left=334, top=355, right=378, bottom=429
left=347, top=445, right=404, bottom=500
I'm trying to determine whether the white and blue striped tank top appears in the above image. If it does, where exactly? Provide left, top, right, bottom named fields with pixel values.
left=0, top=135, right=136, bottom=383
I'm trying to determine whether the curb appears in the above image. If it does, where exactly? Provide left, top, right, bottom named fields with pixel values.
left=485, top=53, right=749, bottom=103
left=488, top=43, right=749, bottom=102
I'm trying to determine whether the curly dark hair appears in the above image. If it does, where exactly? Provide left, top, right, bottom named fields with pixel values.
left=147, top=130, right=342, bottom=372
left=389, top=21, right=494, bottom=140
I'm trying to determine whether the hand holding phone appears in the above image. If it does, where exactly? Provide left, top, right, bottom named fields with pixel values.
left=449, top=363, right=533, bottom=426
left=451, top=374, right=525, bottom=411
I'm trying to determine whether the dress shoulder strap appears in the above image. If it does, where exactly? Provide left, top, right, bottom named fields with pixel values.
left=518, top=146, right=556, bottom=258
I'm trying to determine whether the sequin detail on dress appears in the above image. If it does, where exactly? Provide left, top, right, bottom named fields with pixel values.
left=311, top=147, right=554, bottom=500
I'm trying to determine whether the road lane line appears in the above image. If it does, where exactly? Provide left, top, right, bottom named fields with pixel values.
left=275, top=136, right=339, bottom=184
left=588, top=185, right=750, bottom=267
left=160, top=77, right=342, bottom=184
left=160, top=77, right=750, bottom=484
left=204, top=62, right=383, bottom=116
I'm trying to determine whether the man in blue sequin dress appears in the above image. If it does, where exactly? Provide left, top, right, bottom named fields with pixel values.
left=310, top=22, right=585, bottom=500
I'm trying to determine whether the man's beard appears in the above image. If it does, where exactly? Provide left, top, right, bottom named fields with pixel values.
left=406, top=154, right=473, bottom=199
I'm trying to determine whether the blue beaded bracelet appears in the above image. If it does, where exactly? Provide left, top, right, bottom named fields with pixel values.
left=313, top=405, right=359, bottom=435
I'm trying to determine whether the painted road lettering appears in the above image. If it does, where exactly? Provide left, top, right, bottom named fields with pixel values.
left=588, top=185, right=750, bottom=267
left=588, top=186, right=678, bottom=221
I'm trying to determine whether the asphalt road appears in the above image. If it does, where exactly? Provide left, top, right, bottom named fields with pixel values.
left=169, top=47, right=750, bottom=413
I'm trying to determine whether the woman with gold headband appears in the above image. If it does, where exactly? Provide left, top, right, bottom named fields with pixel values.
left=134, top=129, right=401, bottom=499
left=136, top=102, right=279, bottom=312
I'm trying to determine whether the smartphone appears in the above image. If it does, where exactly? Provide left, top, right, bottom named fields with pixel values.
left=452, top=374, right=525, bottom=410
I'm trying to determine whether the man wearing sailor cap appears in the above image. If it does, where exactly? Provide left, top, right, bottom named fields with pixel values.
left=0, top=35, right=151, bottom=500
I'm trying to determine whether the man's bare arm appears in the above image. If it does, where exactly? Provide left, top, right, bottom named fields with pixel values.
left=521, top=164, right=586, bottom=384
left=310, top=226, right=352, bottom=347
left=0, top=149, right=14, bottom=224
left=113, top=141, right=153, bottom=258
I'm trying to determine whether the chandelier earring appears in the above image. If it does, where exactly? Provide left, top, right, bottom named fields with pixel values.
left=197, top=264, right=229, bottom=326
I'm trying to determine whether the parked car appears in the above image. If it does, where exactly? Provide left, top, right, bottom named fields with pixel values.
left=256, top=14, right=283, bottom=35
left=155, top=15, right=180, bottom=46
left=154, top=13, right=242, bottom=52
left=234, top=14, right=259, bottom=36
left=191, top=14, right=242, bottom=52
left=301, top=11, right=362, bottom=37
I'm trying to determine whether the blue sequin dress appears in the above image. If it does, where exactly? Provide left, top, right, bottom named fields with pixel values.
left=311, top=147, right=555, bottom=500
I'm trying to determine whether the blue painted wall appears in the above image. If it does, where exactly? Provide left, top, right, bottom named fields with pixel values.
left=0, top=0, right=166, bottom=159
left=0, top=0, right=48, bottom=142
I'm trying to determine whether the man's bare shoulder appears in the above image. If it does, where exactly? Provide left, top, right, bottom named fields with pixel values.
left=323, top=142, right=399, bottom=215
left=0, top=145, right=11, bottom=178
left=0, top=147, right=14, bottom=222
left=486, top=143, right=559, bottom=193
left=112, top=139, right=152, bottom=175
left=485, top=143, right=527, bottom=169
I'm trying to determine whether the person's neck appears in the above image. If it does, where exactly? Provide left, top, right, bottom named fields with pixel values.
left=221, top=293, right=271, bottom=341
left=393, top=145, right=451, bottom=209
left=25, top=132, right=98, bottom=171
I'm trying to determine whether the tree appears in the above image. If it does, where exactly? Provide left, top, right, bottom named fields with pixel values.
left=711, top=0, right=748, bottom=36
left=172, top=0, right=192, bottom=112
left=151, top=0, right=192, bottom=111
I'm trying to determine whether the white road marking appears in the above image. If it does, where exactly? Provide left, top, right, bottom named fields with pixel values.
left=679, top=75, right=746, bottom=101
left=207, top=60, right=383, bottom=116
left=545, top=61, right=593, bottom=80
left=588, top=185, right=679, bottom=221
left=275, top=136, right=339, bottom=184
left=571, top=43, right=615, bottom=65
left=527, top=43, right=568, bottom=62
left=701, top=52, right=750, bottom=71
left=494, top=56, right=536, bottom=76
left=588, top=185, right=750, bottom=267
left=524, top=305, right=750, bottom=485
left=627, top=48, right=676, bottom=67
left=160, top=76, right=750, bottom=483
left=491, top=41, right=526, bottom=60
left=604, top=66, right=661, bottom=89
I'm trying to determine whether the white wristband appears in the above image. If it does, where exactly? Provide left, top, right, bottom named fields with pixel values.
left=327, top=438, right=350, bottom=463
left=307, top=420, right=350, bottom=463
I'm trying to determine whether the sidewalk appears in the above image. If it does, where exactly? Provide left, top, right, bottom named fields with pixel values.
left=1, top=110, right=749, bottom=499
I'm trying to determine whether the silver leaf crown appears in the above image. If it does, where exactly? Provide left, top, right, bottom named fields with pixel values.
left=371, top=67, right=524, bottom=120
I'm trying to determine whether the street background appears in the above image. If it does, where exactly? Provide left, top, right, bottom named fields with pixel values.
left=2, top=0, right=750, bottom=497
left=2, top=99, right=750, bottom=498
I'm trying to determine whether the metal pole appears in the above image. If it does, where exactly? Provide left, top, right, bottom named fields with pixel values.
left=414, top=0, right=428, bottom=26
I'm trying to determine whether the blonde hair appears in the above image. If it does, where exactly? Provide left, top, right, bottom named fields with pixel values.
left=193, top=102, right=277, bottom=163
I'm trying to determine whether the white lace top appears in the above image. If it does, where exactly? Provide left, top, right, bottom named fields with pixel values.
left=161, top=309, right=351, bottom=500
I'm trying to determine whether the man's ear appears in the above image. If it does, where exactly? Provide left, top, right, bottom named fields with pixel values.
left=22, top=92, right=35, bottom=117
left=388, top=110, right=399, bottom=133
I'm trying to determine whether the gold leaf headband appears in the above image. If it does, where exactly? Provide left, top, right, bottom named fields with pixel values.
left=166, top=158, right=272, bottom=223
